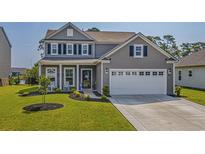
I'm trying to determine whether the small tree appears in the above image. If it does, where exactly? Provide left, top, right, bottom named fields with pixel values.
left=39, top=76, right=51, bottom=104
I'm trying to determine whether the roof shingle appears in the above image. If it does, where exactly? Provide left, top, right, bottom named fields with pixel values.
left=176, top=49, right=205, bottom=67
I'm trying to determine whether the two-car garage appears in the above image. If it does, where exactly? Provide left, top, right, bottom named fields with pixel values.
left=110, top=69, right=167, bottom=95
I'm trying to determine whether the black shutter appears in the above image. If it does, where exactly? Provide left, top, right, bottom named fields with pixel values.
left=88, top=44, right=92, bottom=55
left=74, top=44, right=77, bottom=55
left=129, top=45, right=134, bottom=57
left=143, top=45, right=148, bottom=57
left=47, top=43, right=51, bottom=54
left=78, top=44, right=82, bottom=55
left=58, top=44, right=62, bottom=54
left=63, top=44, right=67, bottom=54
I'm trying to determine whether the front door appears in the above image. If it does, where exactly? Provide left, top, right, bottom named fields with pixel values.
left=81, top=69, right=92, bottom=89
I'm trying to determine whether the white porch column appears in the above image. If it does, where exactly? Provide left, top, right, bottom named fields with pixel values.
left=101, top=62, right=103, bottom=94
left=76, top=64, right=79, bottom=90
left=38, top=63, right=41, bottom=77
left=59, top=64, right=62, bottom=90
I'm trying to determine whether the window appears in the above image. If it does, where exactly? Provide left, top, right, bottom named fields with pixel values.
left=145, top=72, right=150, bottom=76
left=64, top=68, right=75, bottom=86
left=134, top=44, right=143, bottom=58
left=82, top=44, right=88, bottom=55
left=112, top=72, right=116, bottom=76
left=178, top=71, right=182, bottom=81
left=132, top=72, right=137, bottom=75
left=118, top=72, right=123, bottom=76
left=46, top=68, right=57, bottom=86
left=51, top=43, right=58, bottom=55
left=159, top=72, right=164, bottom=76
left=139, top=72, right=144, bottom=76
left=188, top=70, right=192, bottom=77
left=67, top=44, right=73, bottom=55
left=153, top=71, right=157, bottom=76
left=126, top=72, right=131, bottom=76
left=67, top=29, right=73, bottom=36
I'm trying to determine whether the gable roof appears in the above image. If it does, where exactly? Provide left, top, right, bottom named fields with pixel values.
left=0, top=27, right=12, bottom=47
left=99, top=32, right=175, bottom=60
left=85, top=31, right=135, bottom=44
left=45, top=22, right=94, bottom=40
left=176, top=49, right=205, bottom=67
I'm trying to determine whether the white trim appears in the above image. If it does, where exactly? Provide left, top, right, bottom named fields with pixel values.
left=99, top=33, right=174, bottom=60
left=81, top=68, right=93, bottom=90
left=134, top=44, right=144, bottom=58
left=67, top=28, right=73, bottom=37
left=40, top=59, right=99, bottom=65
left=82, top=44, right=89, bottom=55
left=38, top=64, right=41, bottom=77
left=76, top=65, right=79, bottom=90
left=173, top=63, right=176, bottom=95
left=101, top=62, right=103, bottom=94
left=64, top=67, right=75, bottom=87
left=46, top=22, right=94, bottom=40
left=45, top=67, right=57, bottom=87
left=59, top=64, right=62, bottom=90
left=67, top=43, right=73, bottom=55
left=51, top=43, right=58, bottom=55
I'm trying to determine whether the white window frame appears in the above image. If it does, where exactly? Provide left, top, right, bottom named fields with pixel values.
left=67, top=43, right=73, bottom=55
left=134, top=44, right=143, bottom=58
left=67, top=29, right=74, bottom=37
left=46, top=67, right=57, bottom=87
left=82, top=44, right=88, bottom=55
left=64, top=67, right=75, bottom=87
left=51, top=43, right=58, bottom=55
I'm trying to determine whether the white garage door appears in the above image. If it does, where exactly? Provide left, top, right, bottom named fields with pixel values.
left=110, top=69, right=167, bottom=95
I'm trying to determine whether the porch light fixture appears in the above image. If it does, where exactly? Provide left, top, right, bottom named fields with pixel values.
left=105, top=68, right=109, bottom=74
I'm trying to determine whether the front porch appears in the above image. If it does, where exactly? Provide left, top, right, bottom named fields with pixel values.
left=39, top=64, right=97, bottom=92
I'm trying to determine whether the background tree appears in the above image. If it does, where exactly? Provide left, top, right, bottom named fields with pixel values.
left=26, top=63, right=39, bottom=85
left=87, top=27, right=100, bottom=32
left=39, top=76, right=51, bottom=104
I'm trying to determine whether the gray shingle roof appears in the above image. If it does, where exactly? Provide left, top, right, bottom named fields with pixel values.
left=176, top=49, right=205, bottom=67
left=0, top=27, right=12, bottom=47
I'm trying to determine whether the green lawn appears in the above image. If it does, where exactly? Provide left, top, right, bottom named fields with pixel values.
left=0, top=85, right=135, bottom=131
left=181, top=87, right=205, bottom=106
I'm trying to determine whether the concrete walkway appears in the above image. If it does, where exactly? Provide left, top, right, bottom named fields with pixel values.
left=110, top=95, right=205, bottom=131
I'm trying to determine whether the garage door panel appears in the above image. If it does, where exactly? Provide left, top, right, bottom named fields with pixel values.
left=110, top=69, right=167, bottom=95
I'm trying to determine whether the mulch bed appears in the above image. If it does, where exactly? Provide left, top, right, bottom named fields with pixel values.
left=69, top=93, right=110, bottom=103
left=23, top=103, right=64, bottom=112
left=19, top=92, right=68, bottom=97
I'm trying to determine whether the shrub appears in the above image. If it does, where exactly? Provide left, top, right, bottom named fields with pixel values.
left=84, top=94, right=90, bottom=101
left=101, top=95, right=108, bottom=101
left=54, top=88, right=62, bottom=93
left=70, top=87, right=76, bottom=93
left=73, top=90, right=81, bottom=97
left=103, top=85, right=109, bottom=97
left=175, top=86, right=181, bottom=97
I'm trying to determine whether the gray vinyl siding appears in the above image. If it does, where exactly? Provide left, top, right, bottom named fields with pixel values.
left=102, top=37, right=174, bottom=95
left=96, top=63, right=101, bottom=93
left=95, top=44, right=118, bottom=58
left=48, top=25, right=92, bottom=41
left=0, top=29, right=11, bottom=78
left=176, top=66, right=205, bottom=90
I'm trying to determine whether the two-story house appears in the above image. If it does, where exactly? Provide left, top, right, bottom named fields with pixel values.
left=0, top=26, right=11, bottom=86
left=38, top=22, right=176, bottom=95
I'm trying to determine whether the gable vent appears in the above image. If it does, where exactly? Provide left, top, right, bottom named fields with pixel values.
left=67, top=29, right=73, bottom=37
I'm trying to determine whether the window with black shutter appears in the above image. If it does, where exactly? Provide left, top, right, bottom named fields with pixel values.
left=63, top=44, right=67, bottom=55
left=47, top=43, right=51, bottom=54
left=74, top=44, right=77, bottom=55
left=78, top=44, right=82, bottom=55
left=88, top=44, right=92, bottom=55
left=58, top=44, right=62, bottom=54
left=143, top=45, right=148, bottom=57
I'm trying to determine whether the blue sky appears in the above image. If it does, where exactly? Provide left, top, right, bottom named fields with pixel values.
left=0, top=22, right=205, bottom=68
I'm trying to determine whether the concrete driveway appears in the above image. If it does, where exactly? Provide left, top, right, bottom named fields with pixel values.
left=110, top=95, right=205, bottom=131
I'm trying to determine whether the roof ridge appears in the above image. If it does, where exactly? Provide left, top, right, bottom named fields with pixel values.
left=85, top=30, right=136, bottom=33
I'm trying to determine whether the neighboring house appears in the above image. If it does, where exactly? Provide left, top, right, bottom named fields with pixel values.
left=11, top=67, right=27, bottom=76
left=38, top=22, right=176, bottom=95
left=0, top=27, right=11, bottom=86
left=176, top=49, right=205, bottom=90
